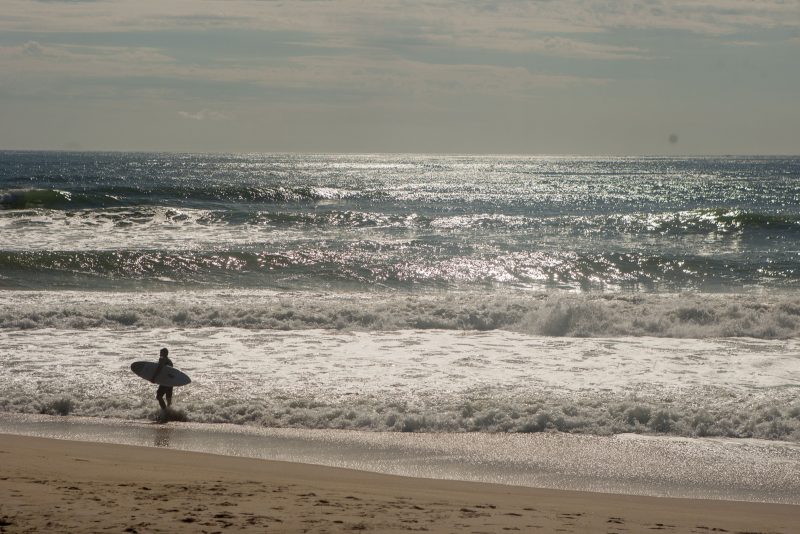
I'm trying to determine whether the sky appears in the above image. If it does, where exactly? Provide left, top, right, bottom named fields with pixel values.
left=0, top=0, right=798, bottom=155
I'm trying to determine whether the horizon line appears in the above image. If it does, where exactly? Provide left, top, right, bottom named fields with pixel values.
left=1, top=148, right=798, bottom=158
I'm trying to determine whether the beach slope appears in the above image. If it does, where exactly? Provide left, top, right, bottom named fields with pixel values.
left=0, top=434, right=797, bottom=533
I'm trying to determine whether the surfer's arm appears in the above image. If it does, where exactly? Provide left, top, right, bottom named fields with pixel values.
left=151, top=361, right=165, bottom=382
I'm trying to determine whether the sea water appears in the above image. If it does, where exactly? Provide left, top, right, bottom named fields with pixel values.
left=1, top=152, right=799, bottom=498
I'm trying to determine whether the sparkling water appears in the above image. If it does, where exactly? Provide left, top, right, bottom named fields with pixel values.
left=2, top=152, right=799, bottom=441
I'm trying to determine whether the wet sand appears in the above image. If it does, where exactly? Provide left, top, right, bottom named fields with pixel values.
left=1, top=434, right=797, bottom=533
left=3, top=413, right=798, bottom=504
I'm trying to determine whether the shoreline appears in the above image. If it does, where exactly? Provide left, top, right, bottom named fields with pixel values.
left=1, top=413, right=799, bottom=505
left=1, top=433, right=797, bottom=533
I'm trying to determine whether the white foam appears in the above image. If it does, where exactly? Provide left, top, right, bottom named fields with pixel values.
left=0, top=207, right=282, bottom=251
left=3, top=289, right=800, bottom=339
left=2, top=325, right=797, bottom=440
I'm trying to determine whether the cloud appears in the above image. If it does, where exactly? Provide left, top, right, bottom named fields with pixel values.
left=177, top=109, right=228, bottom=120
left=508, top=36, right=649, bottom=60
left=0, top=37, right=607, bottom=103
left=21, top=41, right=46, bottom=57
left=0, top=1, right=796, bottom=109
left=0, top=0, right=796, bottom=103
left=728, top=40, right=766, bottom=47
left=1, top=41, right=173, bottom=63
left=2, top=1, right=797, bottom=39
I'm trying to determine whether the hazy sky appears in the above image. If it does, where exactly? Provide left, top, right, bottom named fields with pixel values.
left=1, top=0, right=798, bottom=154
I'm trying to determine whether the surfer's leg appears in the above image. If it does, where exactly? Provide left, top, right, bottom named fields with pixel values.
left=156, top=386, right=167, bottom=410
left=165, top=387, right=173, bottom=407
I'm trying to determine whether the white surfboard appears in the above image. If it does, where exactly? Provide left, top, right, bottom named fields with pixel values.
left=130, top=361, right=191, bottom=387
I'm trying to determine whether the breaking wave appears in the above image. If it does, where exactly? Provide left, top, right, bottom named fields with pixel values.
left=0, top=185, right=357, bottom=210
left=5, top=199, right=800, bottom=242
left=0, top=189, right=121, bottom=210
left=3, top=290, right=800, bottom=339
left=6, top=387, right=799, bottom=441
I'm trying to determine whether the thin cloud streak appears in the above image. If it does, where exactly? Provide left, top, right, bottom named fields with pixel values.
left=5, top=1, right=799, bottom=41
left=0, top=41, right=608, bottom=101
left=178, top=109, right=229, bottom=120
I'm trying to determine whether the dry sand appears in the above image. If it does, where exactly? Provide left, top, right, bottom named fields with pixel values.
left=0, top=433, right=797, bottom=533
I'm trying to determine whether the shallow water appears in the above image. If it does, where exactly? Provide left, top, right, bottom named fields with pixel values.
left=2, top=314, right=798, bottom=439
left=2, top=413, right=797, bottom=504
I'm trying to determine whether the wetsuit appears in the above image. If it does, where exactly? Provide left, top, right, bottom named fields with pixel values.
left=155, top=356, right=174, bottom=410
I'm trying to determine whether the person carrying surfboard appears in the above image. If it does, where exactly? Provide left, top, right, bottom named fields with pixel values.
left=152, top=347, right=174, bottom=410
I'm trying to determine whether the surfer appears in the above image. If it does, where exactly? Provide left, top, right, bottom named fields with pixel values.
left=152, top=347, right=174, bottom=410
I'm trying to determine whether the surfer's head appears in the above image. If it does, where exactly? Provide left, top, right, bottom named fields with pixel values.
left=160, top=347, right=169, bottom=358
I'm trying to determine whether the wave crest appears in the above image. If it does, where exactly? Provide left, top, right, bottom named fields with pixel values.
left=7, top=389, right=798, bottom=441
left=3, top=290, right=799, bottom=339
left=0, top=185, right=353, bottom=211
left=0, top=189, right=120, bottom=210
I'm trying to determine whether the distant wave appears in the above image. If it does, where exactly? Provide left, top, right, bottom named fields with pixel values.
left=435, top=209, right=800, bottom=236
left=0, top=185, right=358, bottom=210
left=0, top=189, right=120, bottom=210
left=433, top=209, right=800, bottom=234
left=616, top=209, right=800, bottom=235
left=0, top=206, right=417, bottom=229
left=3, top=290, right=800, bottom=339
left=1, top=245, right=798, bottom=291
left=131, top=183, right=355, bottom=203
left=5, top=196, right=799, bottom=242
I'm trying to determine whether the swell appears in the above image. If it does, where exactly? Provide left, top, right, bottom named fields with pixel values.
left=0, top=247, right=800, bottom=291
left=1, top=247, right=799, bottom=292
left=0, top=189, right=121, bottom=210
left=4, top=199, right=800, bottom=240
left=0, top=184, right=360, bottom=210
left=3, top=291, right=800, bottom=339
left=251, top=209, right=800, bottom=234
left=624, top=209, right=800, bottom=235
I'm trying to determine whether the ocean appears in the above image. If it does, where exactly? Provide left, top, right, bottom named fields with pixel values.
left=1, top=151, right=799, bottom=444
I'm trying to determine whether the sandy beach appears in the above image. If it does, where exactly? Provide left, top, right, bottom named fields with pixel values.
left=1, top=434, right=797, bottom=533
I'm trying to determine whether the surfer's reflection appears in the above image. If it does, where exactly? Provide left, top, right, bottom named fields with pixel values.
left=153, top=426, right=172, bottom=448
